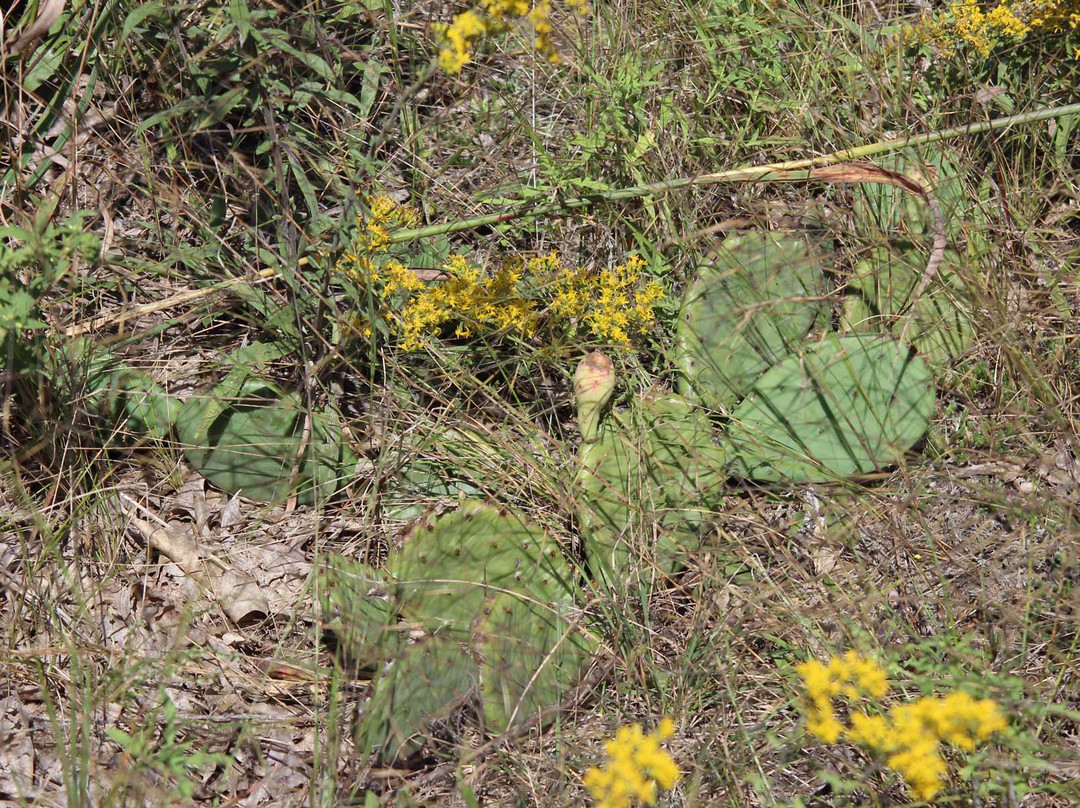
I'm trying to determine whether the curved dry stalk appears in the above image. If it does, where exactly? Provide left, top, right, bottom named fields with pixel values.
left=387, top=102, right=1080, bottom=245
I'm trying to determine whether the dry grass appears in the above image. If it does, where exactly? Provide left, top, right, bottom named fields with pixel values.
left=2, top=0, right=1079, bottom=805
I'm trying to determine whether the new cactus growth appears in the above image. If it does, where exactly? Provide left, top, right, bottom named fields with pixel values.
left=727, top=333, right=935, bottom=482
left=676, top=231, right=831, bottom=411
left=577, top=389, right=728, bottom=587
left=575, top=351, right=616, bottom=443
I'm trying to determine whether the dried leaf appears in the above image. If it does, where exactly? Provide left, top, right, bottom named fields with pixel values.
left=215, top=570, right=268, bottom=624
left=6, top=0, right=65, bottom=56
left=0, top=696, right=35, bottom=800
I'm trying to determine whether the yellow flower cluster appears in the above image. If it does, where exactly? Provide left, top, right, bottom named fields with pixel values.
left=899, top=0, right=1080, bottom=57
left=338, top=196, right=419, bottom=284
left=548, top=254, right=665, bottom=346
left=797, top=652, right=1008, bottom=802
left=432, top=0, right=591, bottom=74
left=584, top=718, right=681, bottom=808
left=796, top=650, right=890, bottom=744
left=397, top=255, right=536, bottom=350
left=432, top=10, right=488, bottom=74
left=334, top=198, right=665, bottom=352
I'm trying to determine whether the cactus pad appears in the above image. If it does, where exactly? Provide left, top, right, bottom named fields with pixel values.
left=727, top=333, right=935, bottom=482
left=318, top=555, right=397, bottom=666
left=577, top=392, right=727, bottom=587
left=676, top=231, right=830, bottom=411
left=472, top=591, right=592, bottom=733
left=853, top=148, right=968, bottom=240
left=841, top=242, right=972, bottom=368
left=393, top=501, right=577, bottom=637
left=81, top=347, right=180, bottom=443
left=357, top=635, right=476, bottom=761
left=176, top=380, right=354, bottom=504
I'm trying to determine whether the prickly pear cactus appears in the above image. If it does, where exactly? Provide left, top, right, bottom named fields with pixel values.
left=575, top=351, right=616, bottom=443
left=176, top=379, right=355, bottom=505
left=318, top=555, right=397, bottom=665
left=853, top=148, right=969, bottom=241
left=393, top=501, right=578, bottom=640
left=357, top=634, right=476, bottom=761
left=577, top=390, right=728, bottom=588
left=322, top=501, right=593, bottom=759
left=473, top=591, right=590, bottom=733
left=727, top=333, right=935, bottom=482
left=676, top=230, right=831, bottom=412
left=75, top=341, right=180, bottom=443
left=841, top=242, right=972, bottom=368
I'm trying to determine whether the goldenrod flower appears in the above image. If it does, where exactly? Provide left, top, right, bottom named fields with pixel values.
left=433, top=0, right=592, bottom=73
left=434, top=10, right=488, bottom=74
left=584, top=718, right=681, bottom=808
left=335, top=201, right=662, bottom=351
left=551, top=254, right=663, bottom=345
left=898, top=0, right=1079, bottom=58
left=795, top=651, right=1008, bottom=803
left=887, top=736, right=950, bottom=801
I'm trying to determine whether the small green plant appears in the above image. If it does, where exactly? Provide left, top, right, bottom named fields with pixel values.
left=107, top=693, right=232, bottom=802
left=795, top=651, right=1009, bottom=802
left=1, top=207, right=98, bottom=378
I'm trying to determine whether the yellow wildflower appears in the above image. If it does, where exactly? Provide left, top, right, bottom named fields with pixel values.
left=382, top=259, right=424, bottom=296
left=796, top=651, right=1009, bottom=803
left=846, top=710, right=892, bottom=750
left=806, top=703, right=846, bottom=744
left=550, top=254, right=663, bottom=345
left=887, top=736, right=950, bottom=801
left=950, top=0, right=1079, bottom=56
left=797, top=651, right=889, bottom=704
left=528, top=0, right=559, bottom=61
left=584, top=718, right=681, bottom=808
left=796, top=653, right=887, bottom=743
left=433, top=0, right=593, bottom=74
left=482, top=0, right=531, bottom=19
left=900, top=0, right=1080, bottom=58
left=434, top=10, right=488, bottom=74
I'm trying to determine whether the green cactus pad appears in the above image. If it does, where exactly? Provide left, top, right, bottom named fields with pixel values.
left=318, top=555, right=398, bottom=667
left=841, top=242, right=972, bottom=368
left=176, top=380, right=355, bottom=504
left=853, top=148, right=968, bottom=240
left=676, top=230, right=830, bottom=411
left=81, top=349, right=181, bottom=443
left=392, top=501, right=578, bottom=640
left=727, top=333, right=935, bottom=482
left=357, top=635, right=476, bottom=761
left=473, top=591, right=592, bottom=733
left=577, top=392, right=727, bottom=587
